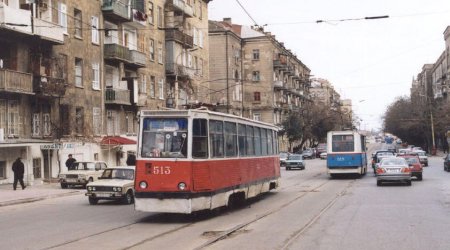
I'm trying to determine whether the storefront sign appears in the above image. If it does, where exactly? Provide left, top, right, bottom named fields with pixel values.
left=40, top=143, right=74, bottom=150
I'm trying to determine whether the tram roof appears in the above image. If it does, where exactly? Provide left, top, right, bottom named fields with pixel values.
left=139, top=109, right=280, bottom=130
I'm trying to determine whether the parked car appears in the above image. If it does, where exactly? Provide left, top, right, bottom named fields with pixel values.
left=444, top=154, right=450, bottom=171
left=285, top=154, right=305, bottom=170
left=301, top=148, right=316, bottom=159
left=279, top=152, right=290, bottom=167
left=398, top=155, right=423, bottom=180
left=59, top=161, right=108, bottom=189
left=85, top=166, right=135, bottom=205
left=316, top=143, right=327, bottom=158
left=320, top=152, right=327, bottom=160
left=413, top=150, right=428, bottom=167
left=376, top=157, right=412, bottom=186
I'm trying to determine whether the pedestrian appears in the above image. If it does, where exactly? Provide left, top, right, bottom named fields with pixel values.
left=12, top=157, right=25, bottom=190
left=65, top=154, right=77, bottom=170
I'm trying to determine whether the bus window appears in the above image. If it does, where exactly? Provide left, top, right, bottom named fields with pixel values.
left=141, top=118, right=188, bottom=158
left=210, top=120, right=224, bottom=158
left=246, top=126, right=254, bottom=155
left=192, top=119, right=208, bottom=158
left=225, top=122, right=237, bottom=157
left=261, top=128, right=267, bottom=155
left=238, top=124, right=246, bottom=156
left=332, top=135, right=354, bottom=152
left=254, top=127, right=261, bottom=156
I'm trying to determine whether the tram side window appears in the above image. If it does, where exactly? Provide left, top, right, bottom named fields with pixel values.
left=246, top=126, right=254, bottom=155
left=238, top=124, right=246, bottom=156
left=254, top=127, right=261, bottom=156
left=210, top=120, right=224, bottom=158
left=225, top=122, right=237, bottom=157
left=192, top=119, right=208, bottom=158
left=267, top=129, right=273, bottom=155
left=274, top=132, right=278, bottom=154
left=261, top=129, right=268, bottom=155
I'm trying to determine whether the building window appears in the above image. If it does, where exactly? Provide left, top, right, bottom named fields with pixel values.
left=149, top=39, right=155, bottom=61
left=158, top=79, right=164, bottom=99
left=126, top=111, right=135, bottom=134
left=199, top=1, right=203, bottom=19
left=194, top=56, right=198, bottom=74
left=0, top=161, right=5, bottom=179
left=32, top=113, right=40, bottom=137
left=91, top=16, right=99, bottom=44
left=75, top=58, right=83, bottom=87
left=139, top=74, right=147, bottom=94
left=7, top=100, right=19, bottom=136
left=254, top=92, right=261, bottom=102
left=188, top=54, right=192, bottom=68
left=92, top=63, right=100, bottom=90
left=157, top=41, right=163, bottom=64
left=199, top=30, right=203, bottom=48
left=253, top=113, right=261, bottom=121
left=58, top=3, right=67, bottom=33
left=148, top=1, right=154, bottom=24
left=43, top=113, right=51, bottom=136
left=252, top=71, right=260, bottom=81
left=157, top=6, right=163, bottom=28
left=150, top=76, right=155, bottom=98
left=75, top=107, right=84, bottom=135
left=193, top=28, right=198, bottom=45
left=74, top=9, right=82, bottom=38
left=252, top=49, right=260, bottom=60
left=199, top=58, right=203, bottom=76
left=93, top=107, right=101, bottom=136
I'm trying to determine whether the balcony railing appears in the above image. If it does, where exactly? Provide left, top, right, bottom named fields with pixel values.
left=130, top=50, right=146, bottom=67
left=104, top=43, right=132, bottom=62
left=0, top=3, right=32, bottom=35
left=166, top=63, right=195, bottom=79
left=273, top=80, right=285, bottom=89
left=33, top=76, right=66, bottom=97
left=165, top=29, right=193, bottom=48
left=167, top=0, right=194, bottom=17
left=273, top=59, right=288, bottom=70
left=105, top=88, right=131, bottom=105
left=101, top=0, right=131, bottom=22
left=0, top=69, right=33, bottom=94
left=32, top=17, right=64, bottom=44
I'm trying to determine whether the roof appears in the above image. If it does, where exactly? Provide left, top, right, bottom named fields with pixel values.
left=100, top=136, right=136, bottom=145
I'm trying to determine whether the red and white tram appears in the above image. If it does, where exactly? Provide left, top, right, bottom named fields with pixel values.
left=134, top=109, right=280, bottom=214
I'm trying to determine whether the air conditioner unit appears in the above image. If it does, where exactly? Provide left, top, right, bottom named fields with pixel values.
left=107, top=110, right=113, bottom=118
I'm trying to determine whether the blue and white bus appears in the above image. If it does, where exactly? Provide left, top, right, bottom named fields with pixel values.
left=326, top=131, right=368, bottom=177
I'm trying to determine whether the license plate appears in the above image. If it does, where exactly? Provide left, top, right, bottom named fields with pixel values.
left=66, top=179, right=78, bottom=183
left=387, top=169, right=400, bottom=173
left=95, top=193, right=111, bottom=198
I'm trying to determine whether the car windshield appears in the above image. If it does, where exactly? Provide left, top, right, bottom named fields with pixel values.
left=288, top=155, right=302, bottom=160
left=71, top=162, right=95, bottom=171
left=377, top=152, right=394, bottom=157
left=141, top=118, right=188, bottom=158
left=405, top=158, right=418, bottom=164
left=381, top=158, right=407, bottom=166
left=101, top=169, right=134, bottom=180
left=280, top=153, right=288, bottom=158
left=416, top=151, right=425, bottom=156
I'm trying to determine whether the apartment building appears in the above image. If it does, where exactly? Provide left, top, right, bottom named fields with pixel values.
left=208, top=18, right=311, bottom=123
left=0, top=0, right=212, bottom=185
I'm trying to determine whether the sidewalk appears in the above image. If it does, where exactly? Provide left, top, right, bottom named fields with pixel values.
left=0, top=181, right=84, bottom=207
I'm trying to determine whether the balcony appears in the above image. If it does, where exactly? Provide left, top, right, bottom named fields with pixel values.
left=166, top=0, right=194, bottom=17
left=273, top=59, right=288, bottom=70
left=33, top=76, right=66, bottom=97
left=126, top=9, right=147, bottom=28
left=273, top=80, right=285, bottom=89
left=165, top=29, right=193, bottom=48
left=166, top=63, right=195, bottom=79
left=0, top=69, right=33, bottom=94
left=129, top=50, right=146, bottom=67
left=104, top=43, right=132, bottom=63
left=101, top=0, right=131, bottom=22
left=32, top=17, right=64, bottom=44
left=0, top=3, right=32, bottom=35
left=105, top=87, right=131, bottom=105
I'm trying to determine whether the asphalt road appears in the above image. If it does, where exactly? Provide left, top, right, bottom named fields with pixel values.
left=1, top=144, right=450, bottom=250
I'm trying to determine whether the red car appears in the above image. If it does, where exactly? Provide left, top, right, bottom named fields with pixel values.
left=398, top=155, right=423, bottom=180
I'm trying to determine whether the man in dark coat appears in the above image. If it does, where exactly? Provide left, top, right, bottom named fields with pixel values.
left=12, top=157, right=25, bottom=190
left=65, top=154, right=77, bottom=170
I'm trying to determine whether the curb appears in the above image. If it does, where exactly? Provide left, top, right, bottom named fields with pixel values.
left=0, top=191, right=83, bottom=207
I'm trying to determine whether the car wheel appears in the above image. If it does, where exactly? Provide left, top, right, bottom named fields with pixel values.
left=286, top=167, right=290, bottom=170
left=60, top=183, right=67, bottom=189
left=407, top=180, right=412, bottom=186
left=377, top=180, right=382, bottom=186
left=417, top=174, right=423, bottom=181
left=88, top=197, right=98, bottom=205
left=123, top=191, right=134, bottom=205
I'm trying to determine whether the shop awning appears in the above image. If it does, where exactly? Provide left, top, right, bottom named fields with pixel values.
left=100, top=136, right=136, bottom=146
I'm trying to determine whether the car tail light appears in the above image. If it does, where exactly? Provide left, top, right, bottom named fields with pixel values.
left=402, top=167, right=410, bottom=173
left=376, top=168, right=385, bottom=174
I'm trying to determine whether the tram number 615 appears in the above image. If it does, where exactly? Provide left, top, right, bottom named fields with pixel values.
left=153, top=166, right=171, bottom=175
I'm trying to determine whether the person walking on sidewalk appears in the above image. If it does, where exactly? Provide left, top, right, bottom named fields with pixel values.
left=12, top=157, right=25, bottom=190
left=65, top=154, right=77, bottom=170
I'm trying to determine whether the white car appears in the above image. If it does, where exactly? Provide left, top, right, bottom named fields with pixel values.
left=320, top=152, right=327, bottom=160
left=59, top=161, right=108, bottom=188
left=413, top=150, right=428, bottom=166
left=85, top=166, right=135, bottom=205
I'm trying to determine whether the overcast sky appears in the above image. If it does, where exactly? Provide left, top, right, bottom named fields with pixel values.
left=208, top=0, right=450, bottom=131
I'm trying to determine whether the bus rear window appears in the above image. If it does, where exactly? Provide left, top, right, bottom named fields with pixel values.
left=332, top=135, right=354, bottom=152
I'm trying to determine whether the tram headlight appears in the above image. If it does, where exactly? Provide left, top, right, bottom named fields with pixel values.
left=139, top=181, right=148, bottom=189
left=178, top=182, right=187, bottom=190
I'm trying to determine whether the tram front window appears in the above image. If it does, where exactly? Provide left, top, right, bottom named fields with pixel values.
left=141, top=118, right=188, bottom=158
